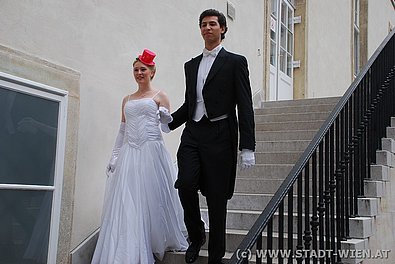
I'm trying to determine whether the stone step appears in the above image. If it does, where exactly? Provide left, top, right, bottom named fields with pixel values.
left=340, top=238, right=368, bottom=264
left=159, top=233, right=365, bottom=264
left=199, top=189, right=379, bottom=228
left=364, top=180, right=384, bottom=198
left=235, top=178, right=284, bottom=193
left=255, top=140, right=310, bottom=152
left=387, top=126, right=395, bottom=140
left=158, top=249, right=235, bottom=264
left=255, top=151, right=303, bottom=164
left=370, top=164, right=393, bottom=181
left=236, top=163, right=345, bottom=179
left=261, top=97, right=340, bottom=108
left=376, top=150, right=395, bottom=167
left=200, top=209, right=372, bottom=243
left=357, top=198, right=379, bottom=217
left=235, top=177, right=318, bottom=195
left=255, top=112, right=330, bottom=123
left=235, top=170, right=387, bottom=196
left=254, top=103, right=336, bottom=115
left=200, top=195, right=315, bottom=215
left=236, top=164, right=294, bottom=179
left=255, top=130, right=317, bottom=141
left=200, top=194, right=272, bottom=212
left=381, top=137, right=395, bottom=153
left=256, top=120, right=325, bottom=131
left=200, top=208, right=259, bottom=231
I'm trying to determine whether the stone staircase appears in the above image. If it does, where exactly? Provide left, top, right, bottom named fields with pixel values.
left=159, top=98, right=395, bottom=264
left=159, top=97, right=341, bottom=263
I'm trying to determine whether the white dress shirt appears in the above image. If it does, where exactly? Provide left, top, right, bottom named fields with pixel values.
left=193, top=44, right=223, bottom=121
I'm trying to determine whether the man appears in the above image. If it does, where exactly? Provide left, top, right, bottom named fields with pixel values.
left=168, top=9, right=256, bottom=264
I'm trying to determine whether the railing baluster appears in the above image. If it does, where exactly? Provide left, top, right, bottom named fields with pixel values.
left=257, top=229, right=263, bottom=264
left=288, top=187, right=294, bottom=264
left=318, top=142, right=325, bottom=264
left=279, top=201, right=284, bottom=264
left=349, top=94, right=356, bottom=217
left=304, top=163, right=311, bottom=263
left=339, top=109, right=346, bottom=241
left=355, top=85, right=363, bottom=199
left=335, top=117, right=343, bottom=263
left=311, top=151, right=318, bottom=264
left=267, top=218, right=273, bottom=264
left=344, top=101, right=350, bottom=239
left=329, top=125, right=336, bottom=263
left=353, top=91, right=360, bottom=216
left=324, top=134, right=331, bottom=263
left=297, top=172, right=303, bottom=264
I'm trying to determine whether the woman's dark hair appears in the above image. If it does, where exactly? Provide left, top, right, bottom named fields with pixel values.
left=199, top=9, right=228, bottom=40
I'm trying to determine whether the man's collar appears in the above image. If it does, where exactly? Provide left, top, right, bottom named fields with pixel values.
left=203, top=44, right=223, bottom=57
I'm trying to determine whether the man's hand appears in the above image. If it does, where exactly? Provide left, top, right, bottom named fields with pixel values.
left=240, top=149, right=255, bottom=170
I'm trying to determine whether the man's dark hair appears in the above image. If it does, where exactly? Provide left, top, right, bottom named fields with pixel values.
left=199, top=9, right=228, bottom=40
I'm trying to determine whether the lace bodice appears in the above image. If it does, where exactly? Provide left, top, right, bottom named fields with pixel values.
left=124, top=98, right=162, bottom=148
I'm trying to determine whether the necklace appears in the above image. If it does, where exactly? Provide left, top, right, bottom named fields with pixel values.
left=134, top=89, right=153, bottom=99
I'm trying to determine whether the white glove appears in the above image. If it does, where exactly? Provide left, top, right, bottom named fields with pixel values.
left=240, top=149, right=255, bottom=170
left=160, top=123, right=171, bottom=133
left=106, top=122, right=125, bottom=176
left=157, top=106, right=173, bottom=124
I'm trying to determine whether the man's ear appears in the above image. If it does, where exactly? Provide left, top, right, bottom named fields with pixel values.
left=221, top=26, right=228, bottom=35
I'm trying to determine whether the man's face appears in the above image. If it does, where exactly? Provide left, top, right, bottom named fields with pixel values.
left=200, top=16, right=225, bottom=45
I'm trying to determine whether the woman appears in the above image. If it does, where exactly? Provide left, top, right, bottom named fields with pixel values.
left=91, top=49, right=188, bottom=264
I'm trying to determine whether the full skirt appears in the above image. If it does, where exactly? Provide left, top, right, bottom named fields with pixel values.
left=91, top=140, right=188, bottom=264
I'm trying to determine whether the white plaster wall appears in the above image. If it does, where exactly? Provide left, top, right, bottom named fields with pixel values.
left=367, top=0, right=395, bottom=57
left=364, top=168, right=395, bottom=263
left=306, top=0, right=353, bottom=98
left=0, top=0, right=264, bottom=249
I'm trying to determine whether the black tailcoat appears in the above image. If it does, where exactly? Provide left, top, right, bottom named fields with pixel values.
left=169, top=48, right=255, bottom=199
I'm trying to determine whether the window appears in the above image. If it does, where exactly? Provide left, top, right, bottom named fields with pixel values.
left=353, top=0, right=360, bottom=76
left=0, top=72, right=68, bottom=264
left=279, top=1, right=294, bottom=77
left=270, top=0, right=278, bottom=66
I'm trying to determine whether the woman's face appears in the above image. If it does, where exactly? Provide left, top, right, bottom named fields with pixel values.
left=133, top=61, right=154, bottom=83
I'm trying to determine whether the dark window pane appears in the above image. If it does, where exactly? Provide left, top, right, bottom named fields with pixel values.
left=270, top=40, right=277, bottom=66
left=0, top=88, right=58, bottom=185
left=0, top=189, right=52, bottom=263
left=271, top=0, right=277, bottom=17
left=280, top=48, right=286, bottom=73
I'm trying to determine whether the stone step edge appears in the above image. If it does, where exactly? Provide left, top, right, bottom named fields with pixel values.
left=255, top=139, right=311, bottom=143
left=254, top=111, right=331, bottom=117
left=254, top=103, right=336, bottom=111
left=201, top=208, right=375, bottom=221
left=166, top=235, right=365, bottom=261
left=256, top=120, right=326, bottom=125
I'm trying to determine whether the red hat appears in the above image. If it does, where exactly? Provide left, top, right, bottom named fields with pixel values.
left=138, top=49, right=156, bottom=66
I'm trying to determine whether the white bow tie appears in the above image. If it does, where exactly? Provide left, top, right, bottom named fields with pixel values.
left=203, top=49, right=217, bottom=57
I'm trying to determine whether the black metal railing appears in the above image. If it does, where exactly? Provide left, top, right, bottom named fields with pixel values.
left=230, top=29, right=395, bottom=264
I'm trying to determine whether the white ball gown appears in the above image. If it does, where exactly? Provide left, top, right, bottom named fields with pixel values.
left=91, top=97, right=188, bottom=264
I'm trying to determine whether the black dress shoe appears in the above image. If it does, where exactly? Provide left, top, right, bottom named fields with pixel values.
left=185, top=235, right=206, bottom=263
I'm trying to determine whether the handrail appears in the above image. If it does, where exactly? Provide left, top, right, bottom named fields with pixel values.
left=230, top=29, right=395, bottom=263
